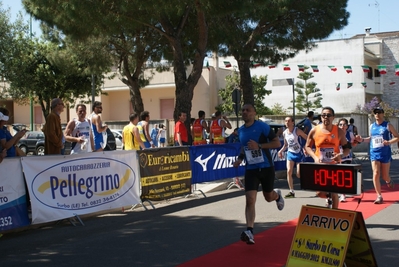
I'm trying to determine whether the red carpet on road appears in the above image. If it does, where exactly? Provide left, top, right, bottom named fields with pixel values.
left=178, top=186, right=398, bottom=267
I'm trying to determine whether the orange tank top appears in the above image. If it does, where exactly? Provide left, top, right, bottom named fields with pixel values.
left=313, top=124, right=340, bottom=163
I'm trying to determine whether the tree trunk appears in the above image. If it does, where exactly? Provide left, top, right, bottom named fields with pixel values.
left=237, top=59, right=254, bottom=106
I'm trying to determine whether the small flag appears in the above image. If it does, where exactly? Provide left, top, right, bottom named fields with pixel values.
left=268, top=65, right=276, bottom=69
left=298, top=65, right=305, bottom=72
left=328, top=66, right=337, bottom=72
left=395, top=64, right=399, bottom=76
left=347, top=83, right=353, bottom=88
left=251, top=62, right=262, bottom=68
left=361, top=65, right=370, bottom=72
left=389, top=81, right=396, bottom=85
left=361, top=82, right=367, bottom=88
left=311, top=65, right=319, bottom=72
left=283, top=64, right=290, bottom=71
left=336, top=83, right=340, bottom=91
left=224, top=61, right=232, bottom=68
left=344, top=66, right=352, bottom=73
left=378, top=65, right=387, bottom=75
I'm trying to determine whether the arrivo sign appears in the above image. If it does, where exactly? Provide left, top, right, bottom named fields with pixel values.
left=299, top=163, right=362, bottom=194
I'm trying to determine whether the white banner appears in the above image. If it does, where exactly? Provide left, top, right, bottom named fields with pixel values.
left=22, top=151, right=141, bottom=224
left=0, top=157, right=30, bottom=232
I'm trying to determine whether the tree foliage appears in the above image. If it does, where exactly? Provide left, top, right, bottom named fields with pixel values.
left=1, top=12, right=110, bottom=118
left=217, top=70, right=271, bottom=116
left=210, top=0, right=349, bottom=105
left=292, top=66, right=323, bottom=114
left=271, top=103, right=288, bottom=115
left=355, top=96, right=399, bottom=120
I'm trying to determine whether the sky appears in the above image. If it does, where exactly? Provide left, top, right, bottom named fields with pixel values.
left=2, top=0, right=399, bottom=39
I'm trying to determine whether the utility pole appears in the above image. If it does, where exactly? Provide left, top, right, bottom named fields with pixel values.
left=29, top=16, right=34, bottom=131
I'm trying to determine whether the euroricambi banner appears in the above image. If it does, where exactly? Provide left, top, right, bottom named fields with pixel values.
left=138, top=147, right=191, bottom=201
left=22, top=151, right=141, bottom=224
left=0, top=158, right=30, bottom=232
left=286, top=205, right=356, bottom=267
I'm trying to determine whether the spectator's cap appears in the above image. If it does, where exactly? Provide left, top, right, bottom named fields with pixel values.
left=373, top=107, right=384, bottom=113
left=0, top=112, right=9, bottom=121
left=211, top=113, right=216, bottom=118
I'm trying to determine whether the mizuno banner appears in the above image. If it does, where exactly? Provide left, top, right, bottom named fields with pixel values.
left=190, top=143, right=245, bottom=184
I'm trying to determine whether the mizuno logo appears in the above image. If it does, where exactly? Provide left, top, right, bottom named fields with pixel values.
left=194, top=152, right=216, bottom=172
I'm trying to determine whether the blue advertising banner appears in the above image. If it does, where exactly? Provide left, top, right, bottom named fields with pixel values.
left=0, top=158, right=30, bottom=232
left=190, top=143, right=245, bottom=184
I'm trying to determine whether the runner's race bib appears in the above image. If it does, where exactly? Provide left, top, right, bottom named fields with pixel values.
left=320, top=147, right=334, bottom=163
left=371, top=135, right=384, bottom=148
left=244, top=146, right=265, bottom=165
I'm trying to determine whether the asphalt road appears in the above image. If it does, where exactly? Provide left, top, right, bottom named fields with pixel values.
left=1, top=157, right=398, bottom=267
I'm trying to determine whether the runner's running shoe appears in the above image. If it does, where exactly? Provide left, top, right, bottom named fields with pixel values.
left=373, top=196, right=383, bottom=204
left=274, top=189, right=285, bottom=210
left=240, top=230, right=255, bottom=245
left=285, top=192, right=295, bottom=198
left=386, top=179, right=395, bottom=189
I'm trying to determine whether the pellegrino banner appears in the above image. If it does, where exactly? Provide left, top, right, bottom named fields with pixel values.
left=0, top=158, right=30, bottom=232
left=22, top=151, right=141, bottom=224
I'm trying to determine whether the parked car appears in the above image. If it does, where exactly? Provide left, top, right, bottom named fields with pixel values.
left=17, top=131, right=45, bottom=155
left=35, top=128, right=116, bottom=155
left=110, top=129, right=123, bottom=150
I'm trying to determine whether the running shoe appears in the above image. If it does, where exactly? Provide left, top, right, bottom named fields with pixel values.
left=339, top=195, right=347, bottom=202
left=386, top=179, right=395, bottom=189
left=373, top=196, right=383, bottom=204
left=240, top=230, right=255, bottom=245
left=274, top=189, right=285, bottom=211
left=285, top=192, right=295, bottom=198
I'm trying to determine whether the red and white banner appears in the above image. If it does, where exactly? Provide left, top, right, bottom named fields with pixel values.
left=22, top=151, right=141, bottom=224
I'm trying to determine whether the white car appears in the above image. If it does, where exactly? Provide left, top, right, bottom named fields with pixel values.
left=110, top=129, right=123, bottom=150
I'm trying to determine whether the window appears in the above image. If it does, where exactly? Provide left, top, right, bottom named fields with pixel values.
left=374, top=68, right=380, bottom=78
left=366, top=67, right=373, bottom=79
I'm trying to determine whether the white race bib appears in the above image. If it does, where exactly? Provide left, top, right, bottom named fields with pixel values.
left=244, top=146, right=265, bottom=165
left=320, top=147, right=334, bottom=163
left=371, top=135, right=384, bottom=148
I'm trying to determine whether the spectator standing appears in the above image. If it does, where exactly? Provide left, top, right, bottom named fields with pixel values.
left=355, top=107, right=398, bottom=204
left=122, top=113, right=145, bottom=150
left=348, top=118, right=358, bottom=136
left=43, top=98, right=64, bottom=155
left=233, top=103, right=284, bottom=245
left=157, top=125, right=167, bottom=147
left=227, top=128, right=240, bottom=143
left=192, top=110, right=209, bottom=145
left=89, top=101, right=108, bottom=152
left=0, top=108, right=27, bottom=157
left=303, top=111, right=314, bottom=134
left=137, top=111, right=154, bottom=148
left=278, top=116, right=308, bottom=198
left=64, top=104, right=94, bottom=154
left=150, top=124, right=159, bottom=147
left=210, top=111, right=232, bottom=144
left=174, top=112, right=189, bottom=146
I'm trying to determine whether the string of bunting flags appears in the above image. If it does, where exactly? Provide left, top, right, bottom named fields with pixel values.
left=216, top=61, right=398, bottom=90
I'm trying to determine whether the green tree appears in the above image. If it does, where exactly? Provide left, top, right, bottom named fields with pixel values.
left=217, top=70, right=271, bottom=115
left=271, top=103, right=288, bottom=115
left=2, top=20, right=110, bottom=118
left=292, top=67, right=323, bottom=114
left=211, top=0, right=349, bottom=105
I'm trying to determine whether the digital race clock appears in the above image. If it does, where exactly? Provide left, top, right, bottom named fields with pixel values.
left=299, top=163, right=362, bottom=194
